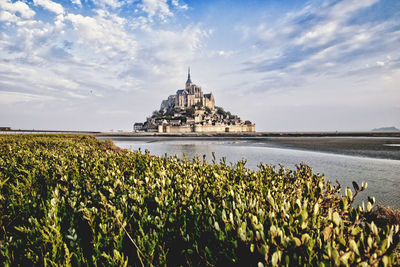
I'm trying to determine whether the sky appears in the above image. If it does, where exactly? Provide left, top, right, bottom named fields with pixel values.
left=0, top=0, right=399, bottom=132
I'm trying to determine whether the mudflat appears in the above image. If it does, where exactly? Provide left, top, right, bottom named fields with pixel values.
left=98, top=135, right=400, bottom=161
left=254, top=137, right=400, bottom=160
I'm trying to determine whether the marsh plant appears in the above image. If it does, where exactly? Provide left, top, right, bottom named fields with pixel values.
left=0, top=135, right=399, bottom=266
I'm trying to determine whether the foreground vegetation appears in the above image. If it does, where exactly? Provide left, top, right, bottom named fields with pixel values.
left=0, top=134, right=399, bottom=266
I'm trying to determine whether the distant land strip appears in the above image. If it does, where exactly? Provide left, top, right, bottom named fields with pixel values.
left=1, top=130, right=400, bottom=137
left=96, top=131, right=400, bottom=137
left=0, top=129, right=101, bottom=134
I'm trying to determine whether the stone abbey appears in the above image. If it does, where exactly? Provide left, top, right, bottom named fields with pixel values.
left=134, top=68, right=255, bottom=133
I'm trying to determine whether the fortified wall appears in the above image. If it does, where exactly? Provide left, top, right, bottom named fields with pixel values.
left=158, top=124, right=255, bottom=133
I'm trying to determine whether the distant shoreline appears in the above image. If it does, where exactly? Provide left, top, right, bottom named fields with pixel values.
left=1, top=130, right=400, bottom=138
left=95, top=131, right=400, bottom=138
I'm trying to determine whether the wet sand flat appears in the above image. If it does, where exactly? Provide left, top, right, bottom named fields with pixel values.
left=99, top=136, right=400, bottom=161
left=256, top=137, right=400, bottom=160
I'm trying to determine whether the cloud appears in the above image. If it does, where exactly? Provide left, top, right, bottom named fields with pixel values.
left=71, top=0, right=82, bottom=7
left=139, top=0, right=172, bottom=21
left=0, top=91, right=54, bottom=105
left=127, top=24, right=211, bottom=83
left=65, top=11, right=136, bottom=60
left=0, top=0, right=207, bottom=111
left=151, top=25, right=209, bottom=60
left=293, top=0, right=380, bottom=48
left=242, top=0, right=400, bottom=88
left=95, top=0, right=124, bottom=9
left=0, top=0, right=35, bottom=23
left=171, top=0, right=188, bottom=10
left=8, top=18, right=66, bottom=63
left=326, top=0, right=380, bottom=20
left=33, top=0, right=64, bottom=15
left=0, top=10, right=19, bottom=23
left=217, top=50, right=237, bottom=57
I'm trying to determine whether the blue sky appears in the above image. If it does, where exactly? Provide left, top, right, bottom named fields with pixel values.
left=0, top=0, right=399, bottom=131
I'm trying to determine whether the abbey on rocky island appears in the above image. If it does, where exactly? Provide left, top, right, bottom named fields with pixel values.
left=134, top=68, right=255, bottom=133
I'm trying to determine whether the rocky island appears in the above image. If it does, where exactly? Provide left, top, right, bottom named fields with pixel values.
left=134, top=69, right=255, bottom=133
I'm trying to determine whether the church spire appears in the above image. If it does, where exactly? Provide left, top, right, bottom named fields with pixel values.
left=186, top=66, right=192, bottom=86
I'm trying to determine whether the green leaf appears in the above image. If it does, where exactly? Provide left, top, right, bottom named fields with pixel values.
left=331, top=246, right=339, bottom=265
left=352, top=181, right=359, bottom=191
left=0, top=177, right=9, bottom=188
left=345, top=188, right=353, bottom=200
left=313, top=203, right=319, bottom=216
left=367, top=201, right=373, bottom=212
left=381, top=239, right=388, bottom=252
left=339, top=252, right=351, bottom=265
left=322, top=227, right=332, bottom=240
left=271, top=251, right=279, bottom=267
left=293, top=237, right=301, bottom=247
left=205, top=246, right=212, bottom=258
left=214, top=221, right=220, bottom=231
left=370, top=221, right=378, bottom=236
left=349, top=239, right=359, bottom=256
left=332, top=212, right=341, bottom=226
left=351, top=226, right=361, bottom=236
left=301, top=233, right=310, bottom=244
left=382, top=255, right=390, bottom=267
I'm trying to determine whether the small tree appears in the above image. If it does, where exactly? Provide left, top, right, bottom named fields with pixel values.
left=194, top=102, right=203, bottom=109
left=216, top=106, right=225, bottom=116
left=152, top=110, right=161, bottom=118
left=187, top=106, right=195, bottom=117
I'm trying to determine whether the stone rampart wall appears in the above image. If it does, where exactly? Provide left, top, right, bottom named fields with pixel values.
left=194, top=124, right=255, bottom=133
left=157, top=124, right=255, bottom=133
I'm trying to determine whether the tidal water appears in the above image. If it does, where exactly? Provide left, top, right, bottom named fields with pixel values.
left=102, top=137, right=400, bottom=209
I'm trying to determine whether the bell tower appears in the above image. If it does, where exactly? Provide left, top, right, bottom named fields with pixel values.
left=185, top=67, right=192, bottom=88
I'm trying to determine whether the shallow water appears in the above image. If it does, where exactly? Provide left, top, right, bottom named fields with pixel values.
left=103, top=137, right=400, bottom=209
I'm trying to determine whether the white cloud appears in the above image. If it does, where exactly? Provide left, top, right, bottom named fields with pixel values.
left=0, top=10, right=18, bottom=23
left=208, top=50, right=237, bottom=58
left=139, top=0, right=172, bottom=21
left=244, top=0, right=399, bottom=78
left=144, top=25, right=210, bottom=72
left=71, top=0, right=82, bottom=7
left=10, top=18, right=67, bottom=62
left=65, top=11, right=136, bottom=59
left=327, top=0, right=380, bottom=20
left=0, top=0, right=203, bottom=109
left=295, top=21, right=339, bottom=46
left=171, top=0, right=188, bottom=10
left=0, top=91, right=54, bottom=105
left=376, top=61, right=385, bottom=66
left=294, top=0, right=379, bottom=48
left=0, top=0, right=35, bottom=22
left=33, top=0, right=64, bottom=15
left=96, top=0, right=123, bottom=9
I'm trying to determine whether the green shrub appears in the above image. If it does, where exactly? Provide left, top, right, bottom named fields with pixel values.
left=0, top=134, right=399, bottom=266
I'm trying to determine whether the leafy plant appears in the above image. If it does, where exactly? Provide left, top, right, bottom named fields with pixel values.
left=0, top=134, right=399, bottom=266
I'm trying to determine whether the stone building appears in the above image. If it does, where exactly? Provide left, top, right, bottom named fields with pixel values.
left=134, top=68, right=255, bottom=133
left=133, top=123, right=144, bottom=132
left=161, top=68, right=215, bottom=112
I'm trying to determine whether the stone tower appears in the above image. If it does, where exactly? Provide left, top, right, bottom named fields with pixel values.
left=186, top=67, right=192, bottom=88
